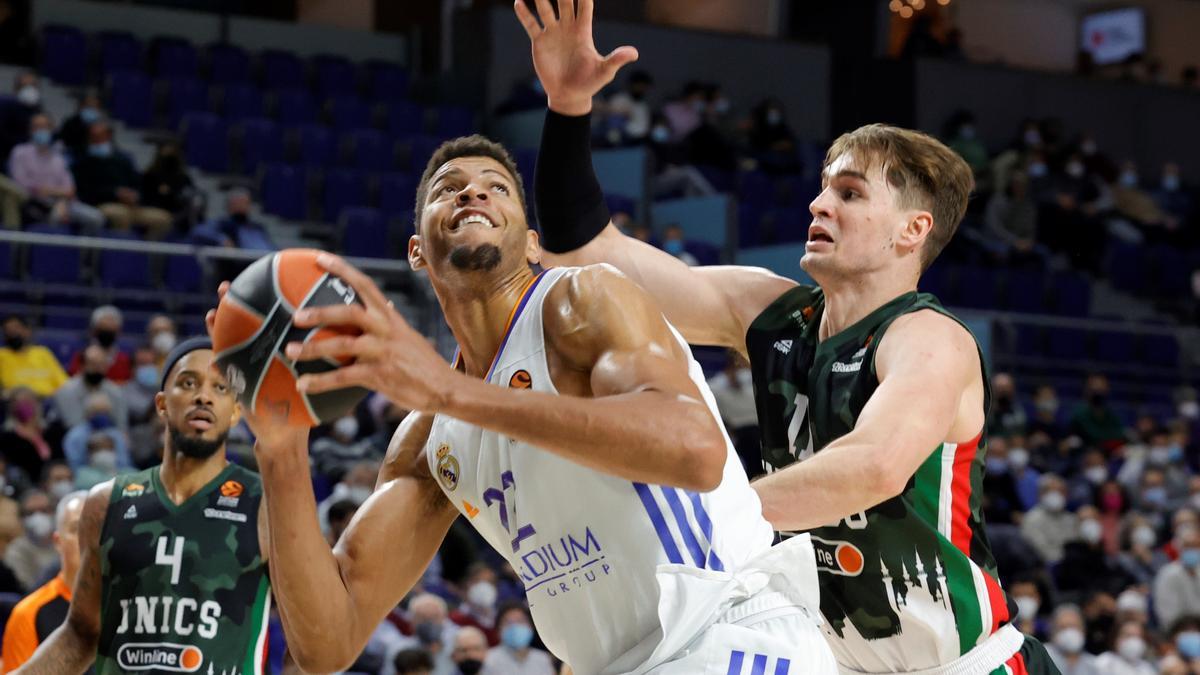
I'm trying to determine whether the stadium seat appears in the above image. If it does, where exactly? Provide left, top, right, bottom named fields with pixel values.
left=404, top=136, right=446, bottom=173
left=97, top=30, right=143, bottom=76
left=377, top=172, right=418, bottom=220
left=41, top=25, right=87, bottom=85
left=347, top=129, right=393, bottom=172
left=1046, top=326, right=1089, bottom=361
left=107, top=72, right=154, bottom=128
left=1094, top=330, right=1135, bottom=362
left=1050, top=271, right=1091, bottom=317
left=684, top=241, right=721, bottom=266
left=237, top=118, right=284, bottom=175
left=386, top=101, right=425, bottom=137
left=1010, top=323, right=1043, bottom=357
left=221, top=83, right=265, bottom=121
left=167, top=78, right=211, bottom=130
left=604, top=194, right=636, bottom=219
left=295, top=124, right=335, bottom=167
left=1142, top=334, right=1180, bottom=368
left=366, top=61, right=409, bottom=101
left=328, top=96, right=372, bottom=133
left=311, top=54, right=358, bottom=98
left=920, top=263, right=949, bottom=300
left=0, top=240, right=10, bottom=279
left=433, top=104, right=475, bottom=138
left=340, top=207, right=391, bottom=258
left=260, top=163, right=308, bottom=220
left=27, top=225, right=82, bottom=284
left=181, top=113, right=229, bottom=172
left=1106, top=242, right=1144, bottom=295
left=97, top=232, right=152, bottom=289
left=1001, top=269, right=1047, bottom=313
left=164, top=251, right=204, bottom=292
left=207, top=43, right=251, bottom=84
left=949, top=267, right=998, bottom=309
left=260, top=50, right=306, bottom=90
left=273, top=89, right=317, bottom=126
left=154, top=38, right=199, bottom=79
left=323, top=168, right=370, bottom=221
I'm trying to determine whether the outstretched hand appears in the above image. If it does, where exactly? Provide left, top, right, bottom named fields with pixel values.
left=514, top=0, right=639, bottom=116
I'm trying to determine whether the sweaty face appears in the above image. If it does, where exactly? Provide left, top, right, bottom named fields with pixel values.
left=802, top=153, right=922, bottom=282
left=156, top=350, right=239, bottom=460
left=412, top=157, right=535, bottom=282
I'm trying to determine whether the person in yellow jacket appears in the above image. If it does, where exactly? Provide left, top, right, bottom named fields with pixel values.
left=0, top=317, right=67, bottom=398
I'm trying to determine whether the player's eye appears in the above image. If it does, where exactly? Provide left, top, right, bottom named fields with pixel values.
left=841, top=189, right=858, bottom=201
left=215, top=382, right=229, bottom=394
left=492, top=183, right=509, bottom=194
left=440, top=184, right=458, bottom=195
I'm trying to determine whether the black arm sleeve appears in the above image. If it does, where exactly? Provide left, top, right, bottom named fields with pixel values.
left=533, top=110, right=611, bottom=254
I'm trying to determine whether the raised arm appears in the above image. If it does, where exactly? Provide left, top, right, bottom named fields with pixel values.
left=16, top=483, right=110, bottom=675
left=253, top=413, right=459, bottom=673
left=514, top=0, right=796, bottom=352
left=752, top=311, right=985, bottom=531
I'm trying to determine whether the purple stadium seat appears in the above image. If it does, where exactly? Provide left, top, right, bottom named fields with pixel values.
left=181, top=112, right=228, bottom=172
left=273, top=89, right=317, bottom=126
left=311, top=54, right=358, bottom=98
left=433, top=104, right=475, bottom=137
left=207, top=43, right=251, bottom=84
left=295, top=124, right=335, bottom=167
left=27, top=225, right=82, bottom=284
left=377, top=172, right=418, bottom=219
left=347, top=129, right=393, bottom=172
left=340, top=207, right=390, bottom=258
left=260, top=50, right=306, bottom=90
left=0, top=240, right=10, bottom=279
left=949, top=267, right=998, bottom=309
left=1010, top=324, right=1043, bottom=357
left=41, top=25, right=87, bottom=85
left=386, top=101, right=425, bottom=137
left=323, top=168, right=369, bottom=221
left=237, top=118, right=284, bottom=175
left=1142, top=334, right=1180, bottom=368
left=167, top=78, right=211, bottom=130
left=108, top=72, right=153, bottom=128
left=328, top=97, right=372, bottom=133
left=920, top=263, right=949, bottom=299
left=366, top=60, right=409, bottom=101
left=154, top=38, right=199, bottom=79
left=1001, top=269, right=1047, bottom=313
left=164, top=251, right=203, bottom=292
left=98, top=31, right=143, bottom=76
left=97, top=232, right=152, bottom=288
left=1050, top=271, right=1091, bottom=317
left=260, top=163, right=308, bottom=220
left=684, top=241, right=721, bottom=266
left=1046, top=327, right=1089, bottom=360
left=1094, top=330, right=1135, bottom=362
left=405, top=136, right=446, bottom=172
left=221, top=83, right=265, bottom=121
left=1106, top=242, right=1144, bottom=295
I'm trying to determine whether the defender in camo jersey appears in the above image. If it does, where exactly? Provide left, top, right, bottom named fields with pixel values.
left=18, top=338, right=271, bottom=675
left=522, top=9, right=1060, bottom=672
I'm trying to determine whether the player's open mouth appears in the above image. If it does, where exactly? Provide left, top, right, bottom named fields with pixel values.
left=449, top=211, right=499, bottom=232
left=186, top=409, right=215, bottom=431
left=807, top=226, right=834, bottom=244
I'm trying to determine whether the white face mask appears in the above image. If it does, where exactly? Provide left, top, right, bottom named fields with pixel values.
left=333, top=416, right=359, bottom=440
left=1131, top=525, right=1157, bottom=548
left=1117, top=636, right=1146, bottom=661
left=90, top=449, right=117, bottom=474
left=334, top=483, right=372, bottom=505
left=1066, top=162, right=1085, bottom=178
left=1084, top=466, right=1108, bottom=485
left=151, top=331, right=177, bottom=355
left=1080, top=519, right=1103, bottom=545
left=16, top=85, right=40, bottom=107
left=1014, top=596, right=1039, bottom=620
left=467, top=581, right=497, bottom=610
left=1008, top=448, right=1030, bottom=470
left=1053, top=627, right=1085, bottom=654
left=1042, top=491, right=1066, bottom=512
left=50, top=479, right=74, bottom=500
left=23, top=512, right=52, bottom=540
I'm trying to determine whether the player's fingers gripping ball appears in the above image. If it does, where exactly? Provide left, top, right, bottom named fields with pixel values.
left=211, top=248, right=368, bottom=426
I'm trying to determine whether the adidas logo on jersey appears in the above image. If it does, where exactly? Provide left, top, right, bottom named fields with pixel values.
left=124, top=505, right=138, bottom=520
left=774, top=340, right=792, bottom=355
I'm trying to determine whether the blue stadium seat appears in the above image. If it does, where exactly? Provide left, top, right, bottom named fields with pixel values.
left=758, top=209, right=807, bottom=245
left=347, top=129, right=393, bottom=172
left=1050, top=271, right=1091, bottom=317
left=737, top=170, right=775, bottom=204
left=108, top=72, right=153, bottom=128
left=1011, top=324, right=1043, bottom=356
left=207, top=43, right=250, bottom=84
left=167, top=78, right=211, bottom=130
left=1046, top=327, right=1088, bottom=360
left=920, top=263, right=949, bottom=300
left=366, top=61, right=409, bottom=101
left=164, top=251, right=203, bottom=292
left=434, top=105, right=475, bottom=137
left=684, top=241, right=720, bottom=266
left=1142, top=334, right=1180, bottom=368
left=181, top=113, right=228, bottom=172
left=1149, top=246, right=1191, bottom=297
left=604, top=194, right=636, bottom=219
left=221, top=83, right=265, bottom=121
left=311, top=54, right=358, bottom=98
left=377, top=172, right=418, bottom=220
left=41, top=25, right=87, bottom=85
left=1001, top=269, right=1047, bottom=313
left=387, top=101, right=425, bottom=137
left=237, top=118, right=284, bottom=175
left=27, top=225, right=82, bottom=284
left=295, top=124, right=335, bottom=167
left=1094, top=330, right=1135, bottom=362
left=273, top=89, right=317, bottom=126
left=260, top=50, right=306, bottom=90
left=154, top=38, right=199, bottom=79
left=340, top=207, right=390, bottom=258
left=405, top=136, right=446, bottom=173
left=0, top=240, right=10, bottom=279
left=98, top=232, right=152, bottom=288
left=98, top=31, right=143, bottom=76
left=260, top=163, right=308, bottom=220
left=1106, top=242, right=1144, bottom=295
left=950, top=267, right=999, bottom=309
left=328, top=97, right=372, bottom=133
left=323, top=168, right=369, bottom=221
left=737, top=203, right=765, bottom=248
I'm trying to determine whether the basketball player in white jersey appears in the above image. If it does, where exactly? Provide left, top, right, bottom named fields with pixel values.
left=224, top=137, right=836, bottom=674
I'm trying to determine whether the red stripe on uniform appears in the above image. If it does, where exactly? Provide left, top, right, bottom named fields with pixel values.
left=982, top=569, right=1011, bottom=633
left=1003, top=650, right=1029, bottom=675
left=949, top=431, right=981, bottom=555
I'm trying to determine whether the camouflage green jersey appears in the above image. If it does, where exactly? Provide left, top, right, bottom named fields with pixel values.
left=96, top=464, right=270, bottom=675
left=747, top=287, right=1017, bottom=673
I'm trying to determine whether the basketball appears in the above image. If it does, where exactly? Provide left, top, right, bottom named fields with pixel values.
left=210, top=248, right=368, bottom=427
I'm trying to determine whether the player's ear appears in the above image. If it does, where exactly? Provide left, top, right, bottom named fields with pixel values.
left=899, top=209, right=934, bottom=253
left=408, top=234, right=426, bottom=270
left=525, top=229, right=542, bottom=265
left=230, top=401, right=242, bottom=428
left=154, top=391, right=166, bottom=419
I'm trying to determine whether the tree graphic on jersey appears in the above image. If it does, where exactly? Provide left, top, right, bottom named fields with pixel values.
left=483, top=471, right=537, bottom=552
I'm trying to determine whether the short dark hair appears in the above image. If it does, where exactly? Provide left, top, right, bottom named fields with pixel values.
left=496, top=600, right=532, bottom=626
left=393, top=648, right=435, bottom=674
left=3, top=314, right=27, bottom=327
left=413, top=135, right=526, bottom=232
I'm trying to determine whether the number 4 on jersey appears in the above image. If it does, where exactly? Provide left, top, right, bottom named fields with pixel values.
left=156, top=535, right=184, bottom=585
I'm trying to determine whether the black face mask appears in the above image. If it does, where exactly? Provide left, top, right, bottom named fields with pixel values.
left=83, top=371, right=105, bottom=387
left=457, top=660, right=483, bottom=675
left=230, top=213, right=249, bottom=225
left=4, top=335, right=24, bottom=350
left=94, top=329, right=117, bottom=348
left=1089, top=392, right=1107, bottom=408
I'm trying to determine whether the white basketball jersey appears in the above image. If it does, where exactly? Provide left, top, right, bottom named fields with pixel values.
left=426, top=267, right=774, bottom=675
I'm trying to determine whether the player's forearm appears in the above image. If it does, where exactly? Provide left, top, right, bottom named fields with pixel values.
left=15, top=622, right=97, bottom=675
left=753, top=440, right=901, bottom=532
left=440, top=377, right=726, bottom=491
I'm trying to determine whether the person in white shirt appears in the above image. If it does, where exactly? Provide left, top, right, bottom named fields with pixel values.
left=1094, top=620, right=1156, bottom=675
left=484, top=603, right=555, bottom=675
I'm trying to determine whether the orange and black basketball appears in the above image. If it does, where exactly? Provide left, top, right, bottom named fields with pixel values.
left=210, top=248, right=368, bottom=427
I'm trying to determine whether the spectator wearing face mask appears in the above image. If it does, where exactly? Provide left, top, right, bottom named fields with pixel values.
left=658, top=224, right=699, bottom=266
left=1028, top=385, right=1066, bottom=441
left=394, top=648, right=436, bottom=675
left=943, top=110, right=989, bottom=178
left=1153, top=162, right=1194, bottom=225
left=0, top=386, right=57, bottom=483
left=0, top=315, right=67, bottom=397
left=317, top=459, right=378, bottom=535
left=485, top=602, right=555, bottom=675
left=8, top=112, right=105, bottom=230
left=4, top=489, right=56, bottom=591
left=1067, top=450, right=1111, bottom=510
left=1117, top=515, right=1169, bottom=586
left=1134, top=468, right=1176, bottom=532
left=0, top=70, right=41, bottom=160
left=57, top=91, right=105, bottom=159
left=451, top=564, right=500, bottom=645
left=1095, top=620, right=1156, bottom=675
left=73, top=430, right=123, bottom=490
left=67, top=305, right=132, bottom=384
left=1168, top=616, right=1200, bottom=667
left=708, top=351, right=760, bottom=479
left=451, top=626, right=489, bottom=675
left=1056, top=506, right=1137, bottom=600
left=140, top=141, right=193, bottom=221
left=1112, top=159, right=1180, bottom=243
left=145, top=314, right=177, bottom=366
left=984, top=172, right=1046, bottom=267
left=124, top=346, right=160, bottom=425
left=1071, top=374, right=1126, bottom=451
left=55, top=343, right=129, bottom=432
left=71, top=120, right=172, bottom=238
left=1009, top=578, right=1048, bottom=640
left=1021, top=474, right=1078, bottom=564
left=747, top=98, right=799, bottom=175
left=192, top=188, right=276, bottom=253
left=1045, top=604, right=1101, bottom=675
left=1155, top=526, right=1200, bottom=628
left=41, top=461, right=75, bottom=503
left=60, top=392, right=130, bottom=473
left=404, top=592, right=461, bottom=675
left=660, top=82, right=706, bottom=142
left=602, top=70, right=653, bottom=143
left=311, top=412, right=375, bottom=481
left=1006, top=436, right=1042, bottom=510
left=981, top=437, right=1023, bottom=524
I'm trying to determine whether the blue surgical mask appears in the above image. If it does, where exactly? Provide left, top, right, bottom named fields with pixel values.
left=79, top=107, right=100, bottom=124
left=985, top=457, right=1008, bottom=475
left=650, top=125, right=671, bottom=144
left=959, top=124, right=976, bottom=140
left=1143, top=487, right=1168, bottom=508
left=31, top=129, right=52, bottom=146
left=135, top=365, right=159, bottom=390
left=1177, top=631, right=1200, bottom=658
left=1119, top=171, right=1138, bottom=188
left=663, top=239, right=684, bottom=255
left=1027, top=163, right=1048, bottom=178
left=89, top=413, right=113, bottom=430
left=88, top=142, right=113, bottom=158
left=501, top=623, right=534, bottom=650
left=1183, top=549, right=1200, bottom=569
left=1163, top=175, right=1180, bottom=191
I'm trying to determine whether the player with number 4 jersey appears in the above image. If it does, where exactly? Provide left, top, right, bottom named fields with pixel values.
left=16, top=338, right=271, bottom=675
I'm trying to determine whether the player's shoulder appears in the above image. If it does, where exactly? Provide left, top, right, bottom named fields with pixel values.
left=548, top=263, right=638, bottom=305
left=876, top=308, right=979, bottom=374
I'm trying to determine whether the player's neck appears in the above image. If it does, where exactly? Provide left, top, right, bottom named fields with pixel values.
left=440, top=266, right=538, bottom=378
left=818, top=273, right=917, bottom=342
left=159, top=448, right=228, bottom=505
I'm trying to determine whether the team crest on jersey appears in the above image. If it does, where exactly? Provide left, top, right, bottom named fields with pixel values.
left=811, top=536, right=865, bottom=577
left=116, top=642, right=203, bottom=672
left=509, top=370, right=532, bottom=389
left=122, top=483, right=146, bottom=498
left=436, top=444, right=459, bottom=491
